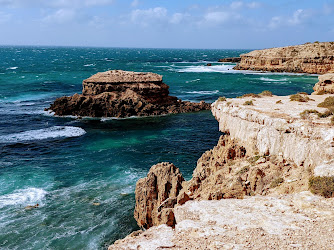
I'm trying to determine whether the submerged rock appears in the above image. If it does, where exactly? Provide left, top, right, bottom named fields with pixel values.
left=47, top=70, right=210, bottom=118
left=234, top=42, right=334, bottom=74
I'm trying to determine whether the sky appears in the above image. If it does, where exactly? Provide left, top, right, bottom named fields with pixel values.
left=0, top=0, right=333, bottom=49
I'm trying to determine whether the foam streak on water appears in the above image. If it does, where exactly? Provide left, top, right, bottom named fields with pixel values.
left=0, top=126, right=86, bottom=143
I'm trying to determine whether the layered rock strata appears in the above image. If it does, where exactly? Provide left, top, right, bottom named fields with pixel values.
left=110, top=94, right=334, bottom=249
left=313, top=73, right=334, bottom=94
left=218, top=57, right=241, bottom=63
left=234, top=42, right=334, bottom=74
left=47, top=70, right=210, bottom=118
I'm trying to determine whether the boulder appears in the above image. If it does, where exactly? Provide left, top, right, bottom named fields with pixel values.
left=312, top=73, right=334, bottom=95
left=47, top=70, right=211, bottom=118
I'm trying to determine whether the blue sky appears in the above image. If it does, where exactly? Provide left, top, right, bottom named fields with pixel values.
left=0, top=0, right=333, bottom=49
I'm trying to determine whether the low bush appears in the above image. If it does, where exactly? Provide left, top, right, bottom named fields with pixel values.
left=290, top=94, right=312, bottom=102
left=244, top=100, right=254, bottom=106
left=309, top=176, right=334, bottom=198
left=218, top=96, right=227, bottom=102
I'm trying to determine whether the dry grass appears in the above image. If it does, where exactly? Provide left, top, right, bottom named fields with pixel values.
left=290, top=94, right=312, bottom=102
left=276, top=100, right=282, bottom=104
left=244, top=100, right=254, bottom=106
left=238, top=93, right=260, bottom=98
left=309, top=176, right=334, bottom=198
left=270, top=177, right=284, bottom=188
left=218, top=96, right=226, bottom=102
left=318, top=96, right=334, bottom=108
left=259, top=90, right=273, bottom=96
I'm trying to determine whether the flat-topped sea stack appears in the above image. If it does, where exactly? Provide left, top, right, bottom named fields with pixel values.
left=234, top=42, right=334, bottom=74
left=48, top=70, right=210, bottom=118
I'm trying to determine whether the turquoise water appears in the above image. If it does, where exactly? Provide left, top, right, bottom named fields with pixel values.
left=0, top=46, right=318, bottom=249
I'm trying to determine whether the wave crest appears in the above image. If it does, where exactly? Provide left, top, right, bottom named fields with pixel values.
left=0, top=126, right=86, bottom=143
left=0, top=188, right=47, bottom=208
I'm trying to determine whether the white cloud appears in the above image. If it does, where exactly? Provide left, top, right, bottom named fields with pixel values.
left=0, top=0, right=114, bottom=8
left=42, top=9, right=76, bottom=24
left=131, top=0, right=139, bottom=8
left=230, top=1, right=243, bottom=10
left=204, top=11, right=231, bottom=23
left=0, top=11, right=11, bottom=23
left=247, top=2, right=261, bottom=9
left=130, top=7, right=167, bottom=26
left=268, top=9, right=311, bottom=29
left=170, top=13, right=189, bottom=24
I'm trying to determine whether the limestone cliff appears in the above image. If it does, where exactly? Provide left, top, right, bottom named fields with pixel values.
left=109, top=93, right=334, bottom=249
left=47, top=70, right=210, bottom=118
left=313, top=73, right=334, bottom=94
left=234, top=42, right=334, bottom=74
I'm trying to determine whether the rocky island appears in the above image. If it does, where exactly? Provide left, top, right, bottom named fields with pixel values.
left=109, top=77, right=334, bottom=249
left=234, top=42, right=334, bottom=74
left=47, top=70, right=210, bottom=118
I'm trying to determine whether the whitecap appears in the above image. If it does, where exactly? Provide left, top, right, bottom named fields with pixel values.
left=0, top=126, right=86, bottom=143
left=260, top=77, right=287, bottom=82
left=177, top=64, right=235, bottom=73
left=185, top=79, right=200, bottom=83
left=84, top=64, right=95, bottom=67
left=6, top=67, right=18, bottom=70
left=0, top=188, right=47, bottom=208
left=185, top=90, right=219, bottom=95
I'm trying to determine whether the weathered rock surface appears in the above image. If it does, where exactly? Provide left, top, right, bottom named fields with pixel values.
left=218, top=57, right=241, bottom=63
left=47, top=70, right=210, bottom=118
left=234, top=42, right=334, bottom=74
left=134, top=162, right=184, bottom=229
left=212, top=94, right=334, bottom=177
left=132, top=134, right=312, bottom=230
left=110, top=192, right=334, bottom=250
left=313, top=73, right=334, bottom=94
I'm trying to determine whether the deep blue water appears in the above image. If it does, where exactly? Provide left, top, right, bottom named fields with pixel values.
left=0, top=46, right=318, bottom=249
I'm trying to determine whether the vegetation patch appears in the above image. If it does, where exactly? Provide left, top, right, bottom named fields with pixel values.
left=290, top=94, right=312, bottom=102
left=247, top=155, right=261, bottom=165
left=276, top=100, right=282, bottom=104
left=237, top=166, right=250, bottom=175
left=315, top=90, right=326, bottom=95
left=259, top=90, right=273, bottom=96
left=318, top=96, right=334, bottom=108
left=243, top=100, right=254, bottom=106
left=300, top=109, right=320, bottom=119
left=238, top=93, right=260, bottom=98
left=270, top=177, right=284, bottom=188
left=309, top=176, right=334, bottom=198
left=218, top=96, right=226, bottom=102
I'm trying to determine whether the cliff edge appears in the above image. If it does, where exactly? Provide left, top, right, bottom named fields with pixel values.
left=234, top=42, right=334, bottom=74
left=109, top=92, right=334, bottom=249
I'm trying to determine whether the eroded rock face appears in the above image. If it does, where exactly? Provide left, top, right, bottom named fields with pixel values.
left=234, top=42, right=334, bottom=74
left=313, top=73, right=334, bottom=95
left=134, top=162, right=184, bottom=229
left=47, top=70, right=210, bottom=118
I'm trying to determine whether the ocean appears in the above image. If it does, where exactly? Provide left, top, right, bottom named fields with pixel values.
left=0, top=46, right=318, bottom=249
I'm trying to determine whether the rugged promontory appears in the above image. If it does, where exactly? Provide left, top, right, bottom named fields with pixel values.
left=110, top=91, right=334, bottom=249
left=234, top=42, right=334, bottom=74
left=47, top=70, right=210, bottom=118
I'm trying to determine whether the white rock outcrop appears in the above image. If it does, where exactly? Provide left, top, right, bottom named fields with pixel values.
left=212, top=95, right=334, bottom=177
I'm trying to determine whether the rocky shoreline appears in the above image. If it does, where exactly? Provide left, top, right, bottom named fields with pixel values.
left=109, top=75, right=334, bottom=249
left=233, top=42, right=334, bottom=74
left=47, top=70, right=210, bottom=118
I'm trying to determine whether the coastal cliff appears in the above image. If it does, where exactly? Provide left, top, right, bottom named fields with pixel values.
left=109, top=92, right=334, bottom=249
left=47, top=70, right=210, bottom=118
left=234, top=42, right=334, bottom=74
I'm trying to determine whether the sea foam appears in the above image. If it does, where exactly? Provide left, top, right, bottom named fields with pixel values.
left=0, top=188, right=47, bottom=208
left=0, top=126, right=86, bottom=143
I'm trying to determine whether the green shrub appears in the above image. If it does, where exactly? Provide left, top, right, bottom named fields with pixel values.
left=270, top=177, right=284, bottom=188
left=259, top=90, right=273, bottom=96
left=237, top=93, right=260, bottom=98
left=218, top=96, right=227, bottom=102
left=318, top=97, right=334, bottom=108
left=300, top=109, right=320, bottom=119
left=290, top=94, right=311, bottom=102
left=244, top=100, right=254, bottom=106
left=309, top=176, right=334, bottom=198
